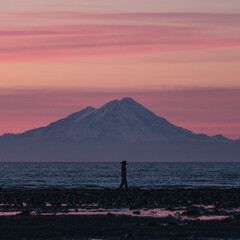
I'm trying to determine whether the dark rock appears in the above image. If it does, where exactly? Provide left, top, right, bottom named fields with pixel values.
left=233, top=214, right=240, bottom=221
left=223, top=217, right=232, bottom=222
left=107, top=212, right=115, bottom=216
left=132, top=210, right=141, bottom=215
left=125, top=233, right=133, bottom=238
left=182, top=208, right=201, bottom=217
left=17, top=210, right=30, bottom=216
left=35, top=209, right=42, bottom=215
left=148, top=221, right=158, bottom=226
left=167, top=220, right=178, bottom=226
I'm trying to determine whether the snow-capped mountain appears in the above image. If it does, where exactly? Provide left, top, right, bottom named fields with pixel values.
left=17, top=97, right=230, bottom=143
left=0, top=97, right=239, bottom=162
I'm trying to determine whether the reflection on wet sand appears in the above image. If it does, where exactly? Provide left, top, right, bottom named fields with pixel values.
left=0, top=205, right=230, bottom=221
left=0, top=211, right=22, bottom=216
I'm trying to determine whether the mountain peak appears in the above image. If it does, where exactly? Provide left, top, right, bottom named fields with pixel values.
left=120, top=97, right=137, bottom=103
left=4, top=97, right=233, bottom=144
left=101, top=97, right=137, bottom=107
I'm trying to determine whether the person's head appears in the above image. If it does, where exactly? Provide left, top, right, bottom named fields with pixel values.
left=120, top=160, right=127, bottom=166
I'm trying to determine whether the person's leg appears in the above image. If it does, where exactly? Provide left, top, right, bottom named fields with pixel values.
left=119, top=181, right=124, bottom=190
left=122, top=179, right=128, bottom=190
left=124, top=181, right=129, bottom=190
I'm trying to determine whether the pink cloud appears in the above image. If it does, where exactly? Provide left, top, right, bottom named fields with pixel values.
left=18, top=12, right=240, bottom=26
left=0, top=11, right=239, bottom=62
left=0, top=22, right=239, bottom=62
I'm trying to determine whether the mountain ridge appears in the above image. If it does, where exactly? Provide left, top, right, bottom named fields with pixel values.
left=1, top=97, right=233, bottom=143
left=0, top=97, right=239, bottom=162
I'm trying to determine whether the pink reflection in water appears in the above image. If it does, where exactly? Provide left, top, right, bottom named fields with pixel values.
left=193, top=204, right=215, bottom=209
left=0, top=212, right=22, bottom=216
left=0, top=205, right=237, bottom=221
left=38, top=208, right=228, bottom=221
left=182, top=215, right=227, bottom=221
left=198, top=216, right=227, bottom=220
left=229, top=208, right=240, bottom=212
left=89, top=239, right=104, bottom=240
left=81, top=203, right=98, bottom=207
left=38, top=208, right=181, bottom=217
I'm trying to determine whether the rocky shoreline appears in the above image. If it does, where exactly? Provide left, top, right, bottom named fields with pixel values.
left=1, top=188, right=240, bottom=239
left=1, top=187, right=240, bottom=208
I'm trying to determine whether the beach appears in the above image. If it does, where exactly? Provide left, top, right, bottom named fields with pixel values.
left=1, top=188, right=240, bottom=239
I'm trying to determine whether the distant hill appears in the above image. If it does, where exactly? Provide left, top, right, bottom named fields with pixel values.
left=0, top=97, right=239, bottom=161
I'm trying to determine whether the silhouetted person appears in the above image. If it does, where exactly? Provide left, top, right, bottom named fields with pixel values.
left=119, top=160, right=129, bottom=190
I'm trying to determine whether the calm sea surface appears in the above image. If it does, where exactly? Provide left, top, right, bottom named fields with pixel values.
left=0, top=162, right=240, bottom=189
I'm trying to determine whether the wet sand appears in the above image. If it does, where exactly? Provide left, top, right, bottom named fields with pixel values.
left=1, top=188, right=240, bottom=239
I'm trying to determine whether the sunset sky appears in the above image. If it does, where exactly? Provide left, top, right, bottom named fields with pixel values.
left=1, top=0, right=240, bottom=139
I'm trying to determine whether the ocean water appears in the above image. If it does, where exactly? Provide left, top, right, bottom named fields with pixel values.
left=0, top=162, right=240, bottom=189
